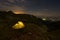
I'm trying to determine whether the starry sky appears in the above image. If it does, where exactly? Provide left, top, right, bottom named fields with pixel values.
left=0, top=0, right=60, bottom=17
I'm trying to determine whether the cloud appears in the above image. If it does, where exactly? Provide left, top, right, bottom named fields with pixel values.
left=7, top=0, right=15, bottom=3
left=0, top=0, right=60, bottom=17
left=26, top=10, right=60, bottom=17
left=21, top=0, right=25, bottom=2
left=0, top=0, right=26, bottom=14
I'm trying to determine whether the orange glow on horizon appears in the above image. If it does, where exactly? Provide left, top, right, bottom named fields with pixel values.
left=13, top=11, right=25, bottom=14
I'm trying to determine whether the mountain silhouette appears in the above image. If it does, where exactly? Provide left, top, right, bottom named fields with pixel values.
left=0, top=11, right=45, bottom=26
left=0, top=11, right=49, bottom=40
left=0, top=11, right=60, bottom=40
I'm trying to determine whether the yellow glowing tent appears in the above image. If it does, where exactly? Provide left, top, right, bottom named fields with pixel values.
left=12, top=21, right=25, bottom=29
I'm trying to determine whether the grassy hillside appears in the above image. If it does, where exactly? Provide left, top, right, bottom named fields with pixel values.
left=0, top=11, right=60, bottom=40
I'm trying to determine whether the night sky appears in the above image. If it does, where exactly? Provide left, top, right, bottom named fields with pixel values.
left=0, top=0, right=60, bottom=17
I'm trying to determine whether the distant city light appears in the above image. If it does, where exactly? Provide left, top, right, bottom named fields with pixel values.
left=12, top=21, right=25, bottom=29
left=13, top=10, right=25, bottom=14
left=42, top=18, right=46, bottom=21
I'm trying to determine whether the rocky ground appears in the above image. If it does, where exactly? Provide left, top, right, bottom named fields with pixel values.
left=0, top=22, right=60, bottom=40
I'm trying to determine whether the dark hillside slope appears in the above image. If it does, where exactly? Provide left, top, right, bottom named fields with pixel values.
left=0, top=11, right=60, bottom=40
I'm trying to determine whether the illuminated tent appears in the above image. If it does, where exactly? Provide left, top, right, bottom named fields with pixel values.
left=12, top=21, right=25, bottom=29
